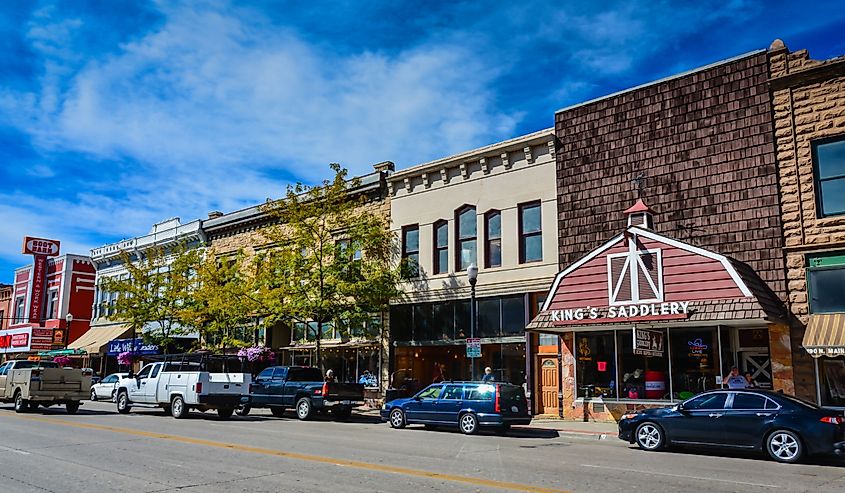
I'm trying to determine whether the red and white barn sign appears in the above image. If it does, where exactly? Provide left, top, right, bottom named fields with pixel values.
left=541, top=227, right=753, bottom=325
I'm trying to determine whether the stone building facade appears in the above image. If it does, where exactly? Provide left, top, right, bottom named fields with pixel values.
left=769, top=40, right=845, bottom=406
left=203, top=163, right=395, bottom=390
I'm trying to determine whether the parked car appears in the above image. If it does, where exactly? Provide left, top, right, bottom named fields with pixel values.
left=239, top=366, right=364, bottom=420
left=90, top=373, right=127, bottom=401
left=381, top=381, right=531, bottom=435
left=618, top=389, right=845, bottom=463
left=115, top=354, right=250, bottom=419
left=0, top=360, right=91, bottom=414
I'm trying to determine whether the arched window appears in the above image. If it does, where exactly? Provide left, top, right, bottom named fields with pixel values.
left=485, top=210, right=501, bottom=268
left=455, top=206, right=477, bottom=271
left=433, top=220, right=448, bottom=274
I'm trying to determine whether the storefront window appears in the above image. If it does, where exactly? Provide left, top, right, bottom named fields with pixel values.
left=819, top=358, right=845, bottom=407
left=808, top=264, right=845, bottom=313
left=413, top=304, right=433, bottom=341
left=432, top=302, right=455, bottom=340
left=618, top=329, right=668, bottom=400
left=670, top=328, right=721, bottom=398
left=502, top=295, right=526, bottom=335
left=478, top=298, right=501, bottom=337
left=575, top=332, right=615, bottom=398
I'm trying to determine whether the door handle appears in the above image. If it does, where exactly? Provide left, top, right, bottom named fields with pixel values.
left=755, top=412, right=772, bottom=417
left=708, top=413, right=723, bottom=418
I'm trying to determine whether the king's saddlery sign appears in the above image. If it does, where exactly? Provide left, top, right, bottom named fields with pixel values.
left=550, top=301, right=690, bottom=325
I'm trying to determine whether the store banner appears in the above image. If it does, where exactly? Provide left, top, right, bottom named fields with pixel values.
left=31, top=328, right=55, bottom=351
left=633, top=328, right=664, bottom=357
left=106, top=338, right=160, bottom=356
left=0, top=327, right=33, bottom=354
left=28, top=254, right=47, bottom=324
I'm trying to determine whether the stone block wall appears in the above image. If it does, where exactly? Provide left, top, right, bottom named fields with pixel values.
left=768, top=41, right=845, bottom=400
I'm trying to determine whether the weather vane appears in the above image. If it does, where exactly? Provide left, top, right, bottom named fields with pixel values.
left=631, top=172, right=647, bottom=198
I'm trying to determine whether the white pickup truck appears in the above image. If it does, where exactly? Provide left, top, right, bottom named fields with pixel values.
left=0, top=360, right=91, bottom=414
left=114, top=355, right=250, bottom=419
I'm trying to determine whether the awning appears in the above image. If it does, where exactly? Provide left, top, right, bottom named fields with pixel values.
left=803, top=313, right=845, bottom=358
left=67, top=324, right=132, bottom=354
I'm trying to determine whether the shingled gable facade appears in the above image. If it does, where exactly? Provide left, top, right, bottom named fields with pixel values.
left=527, top=201, right=788, bottom=420
left=528, top=49, right=796, bottom=420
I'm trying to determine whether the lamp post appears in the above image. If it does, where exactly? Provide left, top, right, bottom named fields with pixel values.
left=64, top=313, right=73, bottom=347
left=467, top=263, right=478, bottom=381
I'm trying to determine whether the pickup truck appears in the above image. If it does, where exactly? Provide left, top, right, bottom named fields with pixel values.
left=240, top=366, right=364, bottom=420
left=114, top=354, right=251, bottom=419
left=0, top=360, right=91, bottom=414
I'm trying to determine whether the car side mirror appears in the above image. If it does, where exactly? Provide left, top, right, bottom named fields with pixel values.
left=413, top=395, right=422, bottom=401
left=676, top=403, right=686, bottom=412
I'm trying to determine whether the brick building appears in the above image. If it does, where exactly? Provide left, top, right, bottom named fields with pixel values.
left=527, top=50, right=794, bottom=420
left=0, top=284, right=11, bottom=330
left=203, top=163, right=395, bottom=389
left=768, top=40, right=845, bottom=407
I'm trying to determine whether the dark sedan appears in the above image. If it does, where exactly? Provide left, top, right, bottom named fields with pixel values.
left=618, top=389, right=845, bottom=463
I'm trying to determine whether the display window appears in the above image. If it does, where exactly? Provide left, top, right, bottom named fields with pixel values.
left=819, top=358, right=845, bottom=407
left=573, top=326, right=760, bottom=402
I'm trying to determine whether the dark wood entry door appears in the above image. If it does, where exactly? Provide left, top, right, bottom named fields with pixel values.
left=537, top=356, right=559, bottom=415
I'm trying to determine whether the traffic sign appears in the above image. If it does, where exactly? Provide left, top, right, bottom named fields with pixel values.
left=466, top=338, right=481, bottom=358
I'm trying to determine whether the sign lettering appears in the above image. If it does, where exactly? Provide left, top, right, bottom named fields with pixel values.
left=549, top=301, right=690, bottom=325
left=633, top=328, right=664, bottom=357
left=22, top=237, right=61, bottom=256
left=28, top=255, right=47, bottom=324
left=466, top=337, right=481, bottom=358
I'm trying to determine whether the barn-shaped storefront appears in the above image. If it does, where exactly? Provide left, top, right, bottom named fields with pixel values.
left=526, top=201, right=792, bottom=421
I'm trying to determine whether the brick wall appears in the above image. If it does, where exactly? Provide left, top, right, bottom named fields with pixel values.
left=555, top=52, right=785, bottom=300
left=768, top=41, right=845, bottom=400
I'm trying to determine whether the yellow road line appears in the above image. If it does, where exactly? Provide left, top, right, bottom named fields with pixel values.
left=2, top=413, right=569, bottom=493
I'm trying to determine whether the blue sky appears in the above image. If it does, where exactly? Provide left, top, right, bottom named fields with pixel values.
left=1, top=0, right=844, bottom=279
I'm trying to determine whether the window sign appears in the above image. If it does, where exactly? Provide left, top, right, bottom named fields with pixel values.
left=633, top=328, right=664, bottom=357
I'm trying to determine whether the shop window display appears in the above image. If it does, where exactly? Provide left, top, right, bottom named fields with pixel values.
left=820, top=358, right=845, bottom=407
left=670, top=328, right=721, bottom=398
left=617, top=329, right=668, bottom=400
left=575, top=332, right=615, bottom=398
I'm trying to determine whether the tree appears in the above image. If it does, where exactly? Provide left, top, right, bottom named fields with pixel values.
left=258, top=163, right=401, bottom=372
left=180, top=249, right=262, bottom=351
left=99, top=244, right=197, bottom=352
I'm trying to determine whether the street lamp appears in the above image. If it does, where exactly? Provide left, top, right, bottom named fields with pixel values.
left=467, top=264, right=478, bottom=381
left=64, top=313, right=73, bottom=347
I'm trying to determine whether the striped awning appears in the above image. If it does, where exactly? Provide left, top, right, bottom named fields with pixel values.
left=802, top=313, right=845, bottom=358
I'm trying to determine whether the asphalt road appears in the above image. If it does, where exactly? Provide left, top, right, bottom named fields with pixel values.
left=0, top=401, right=842, bottom=493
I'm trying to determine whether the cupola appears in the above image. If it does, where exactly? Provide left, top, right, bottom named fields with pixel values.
left=623, top=199, right=656, bottom=230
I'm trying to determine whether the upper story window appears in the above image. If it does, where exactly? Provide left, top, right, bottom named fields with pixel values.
left=807, top=253, right=845, bottom=313
left=455, top=206, right=477, bottom=271
left=45, top=289, right=59, bottom=320
left=485, top=210, right=502, bottom=268
left=14, top=297, right=25, bottom=323
left=813, top=136, right=845, bottom=217
left=433, top=220, right=448, bottom=275
left=518, top=201, right=542, bottom=263
left=402, top=225, right=420, bottom=277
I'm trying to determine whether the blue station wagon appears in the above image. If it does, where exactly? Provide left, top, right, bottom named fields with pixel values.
left=381, top=382, right=531, bottom=434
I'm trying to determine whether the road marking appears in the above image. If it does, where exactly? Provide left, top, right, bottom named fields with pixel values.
left=579, top=464, right=781, bottom=488
left=0, top=414, right=569, bottom=493
left=0, top=444, right=30, bottom=455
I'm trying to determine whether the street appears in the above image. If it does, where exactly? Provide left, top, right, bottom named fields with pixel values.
left=0, top=402, right=842, bottom=492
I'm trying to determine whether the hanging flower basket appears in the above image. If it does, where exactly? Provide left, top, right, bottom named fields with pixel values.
left=117, top=351, right=134, bottom=366
left=237, top=346, right=276, bottom=363
left=53, top=356, right=72, bottom=367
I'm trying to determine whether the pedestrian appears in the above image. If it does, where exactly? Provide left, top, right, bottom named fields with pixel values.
left=431, top=362, right=444, bottom=383
left=325, top=369, right=335, bottom=383
left=481, top=367, right=495, bottom=383
left=722, top=366, right=747, bottom=389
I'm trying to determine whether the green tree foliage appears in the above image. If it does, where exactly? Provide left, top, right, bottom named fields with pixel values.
left=99, top=245, right=197, bottom=352
left=258, top=163, right=401, bottom=371
left=180, top=250, right=262, bottom=351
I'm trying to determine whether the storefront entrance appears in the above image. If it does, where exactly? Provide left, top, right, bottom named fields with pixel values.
left=536, top=356, right=559, bottom=415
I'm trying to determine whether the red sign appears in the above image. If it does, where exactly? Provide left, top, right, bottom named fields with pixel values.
left=0, top=333, right=29, bottom=349
left=22, top=237, right=61, bottom=256
left=28, top=255, right=47, bottom=324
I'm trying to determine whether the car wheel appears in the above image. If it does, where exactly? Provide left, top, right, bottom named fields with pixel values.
left=296, top=398, right=314, bottom=421
left=635, top=422, right=665, bottom=451
left=459, top=413, right=479, bottom=435
left=116, top=391, right=131, bottom=414
left=90, top=389, right=98, bottom=401
left=237, top=405, right=252, bottom=417
left=66, top=401, right=80, bottom=415
left=767, top=430, right=804, bottom=463
left=14, top=391, right=28, bottom=413
left=217, top=407, right=234, bottom=419
left=171, top=396, right=188, bottom=419
left=389, top=408, right=406, bottom=429
left=270, top=407, right=286, bottom=418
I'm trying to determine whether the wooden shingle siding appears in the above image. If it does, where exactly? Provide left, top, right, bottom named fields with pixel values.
left=555, top=52, right=785, bottom=299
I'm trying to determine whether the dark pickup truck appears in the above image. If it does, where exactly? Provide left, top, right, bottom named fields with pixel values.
left=240, top=366, right=364, bottom=420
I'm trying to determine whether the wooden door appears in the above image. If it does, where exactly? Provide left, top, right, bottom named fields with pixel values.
left=537, top=357, right=559, bottom=415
